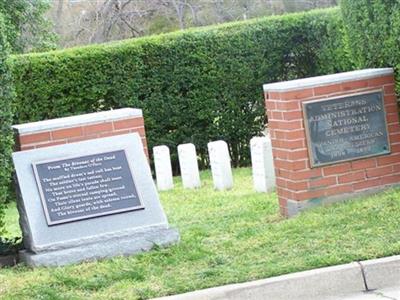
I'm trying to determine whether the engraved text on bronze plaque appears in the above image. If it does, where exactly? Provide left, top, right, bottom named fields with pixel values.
left=33, top=150, right=143, bottom=225
left=303, top=90, right=390, bottom=167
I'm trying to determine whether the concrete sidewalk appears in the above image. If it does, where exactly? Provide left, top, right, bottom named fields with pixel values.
left=154, top=255, right=400, bottom=300
left=336, top=287, right=400, bottom=299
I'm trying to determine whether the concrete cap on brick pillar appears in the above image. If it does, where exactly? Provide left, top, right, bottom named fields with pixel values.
left=12, top=108, right=142, bottom=134
left=263, top=68, right=394, bottom=92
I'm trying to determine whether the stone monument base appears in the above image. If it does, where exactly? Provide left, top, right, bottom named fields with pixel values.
left=19, top=226, right=179, bottom=267
left=285, top=183, right=400, bottom=217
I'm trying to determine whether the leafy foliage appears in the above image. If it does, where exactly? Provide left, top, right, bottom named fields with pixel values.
left=0, top=12, right=15, bottom=235
left=0, top=0, right=56, bottom=53
left=0, top=237, right=22, bottom=255
left=11, top=8, right=350, bottom=174
left=341, top=0, right=400, bottom=85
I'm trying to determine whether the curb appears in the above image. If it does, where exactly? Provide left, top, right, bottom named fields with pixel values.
left=361, top=255, right=400, bottom=290
left=153, top=255, right=400, bottom=300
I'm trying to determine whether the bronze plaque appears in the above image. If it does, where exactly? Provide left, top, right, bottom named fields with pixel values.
left=303, top=90, right=390, bottom=167
left=33, top=150, right=144, bottom=226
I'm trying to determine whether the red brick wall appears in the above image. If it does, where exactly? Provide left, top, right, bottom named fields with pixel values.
left=14, top=115, right=149, bottom=157
left=265, top=74, right=399, bottom=216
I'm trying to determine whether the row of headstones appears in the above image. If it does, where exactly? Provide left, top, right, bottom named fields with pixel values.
left=153, top=136, right=275, bottom=192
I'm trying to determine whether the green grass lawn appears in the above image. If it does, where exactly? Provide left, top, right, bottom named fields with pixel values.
left=1, top=167, right=400, bottom=300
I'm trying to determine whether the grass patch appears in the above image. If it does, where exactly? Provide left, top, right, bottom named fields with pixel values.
left=0, top=168, right=400, bottom=299
left=3, top=202, right=21, bottom=239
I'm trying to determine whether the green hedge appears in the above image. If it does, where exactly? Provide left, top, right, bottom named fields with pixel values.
left=10, top=8, right=350, bottom=175
left=341, top=0, right=400, bottom=86
left=0, top=12, right=15, bottom=235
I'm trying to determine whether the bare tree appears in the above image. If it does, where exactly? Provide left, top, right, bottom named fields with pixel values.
left=160, top=0, right=202, bottom=29
left=47, top=0, right=339, bottom=48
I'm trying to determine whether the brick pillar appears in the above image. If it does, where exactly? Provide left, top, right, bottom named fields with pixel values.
left=264, top=68, right=400, bottom=217
left=13, top=108, right=149, bottom=157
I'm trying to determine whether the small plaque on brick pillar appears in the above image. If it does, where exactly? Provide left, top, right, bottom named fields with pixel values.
left=303, top=90, right=390, bottom=167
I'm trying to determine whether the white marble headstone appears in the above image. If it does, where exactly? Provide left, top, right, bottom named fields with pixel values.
left=153, top=145, right=174, bottom=191
left=207, top=140, right=233, bottom=190
left=250, top=136, right=275, bottom=192
left=178, top=143, right=201, bottom=189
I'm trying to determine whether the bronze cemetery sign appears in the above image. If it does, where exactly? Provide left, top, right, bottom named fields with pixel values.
left=303, top=90, right=390, bottom=167
left=33, top=150, right=143, bottom=225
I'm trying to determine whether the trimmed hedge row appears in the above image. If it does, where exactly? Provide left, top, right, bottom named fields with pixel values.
left=0, top=12, right=15, bottom=235
left=341, top=0, right=400, bottom=89
left=11, top=8, right=350, bottom=174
